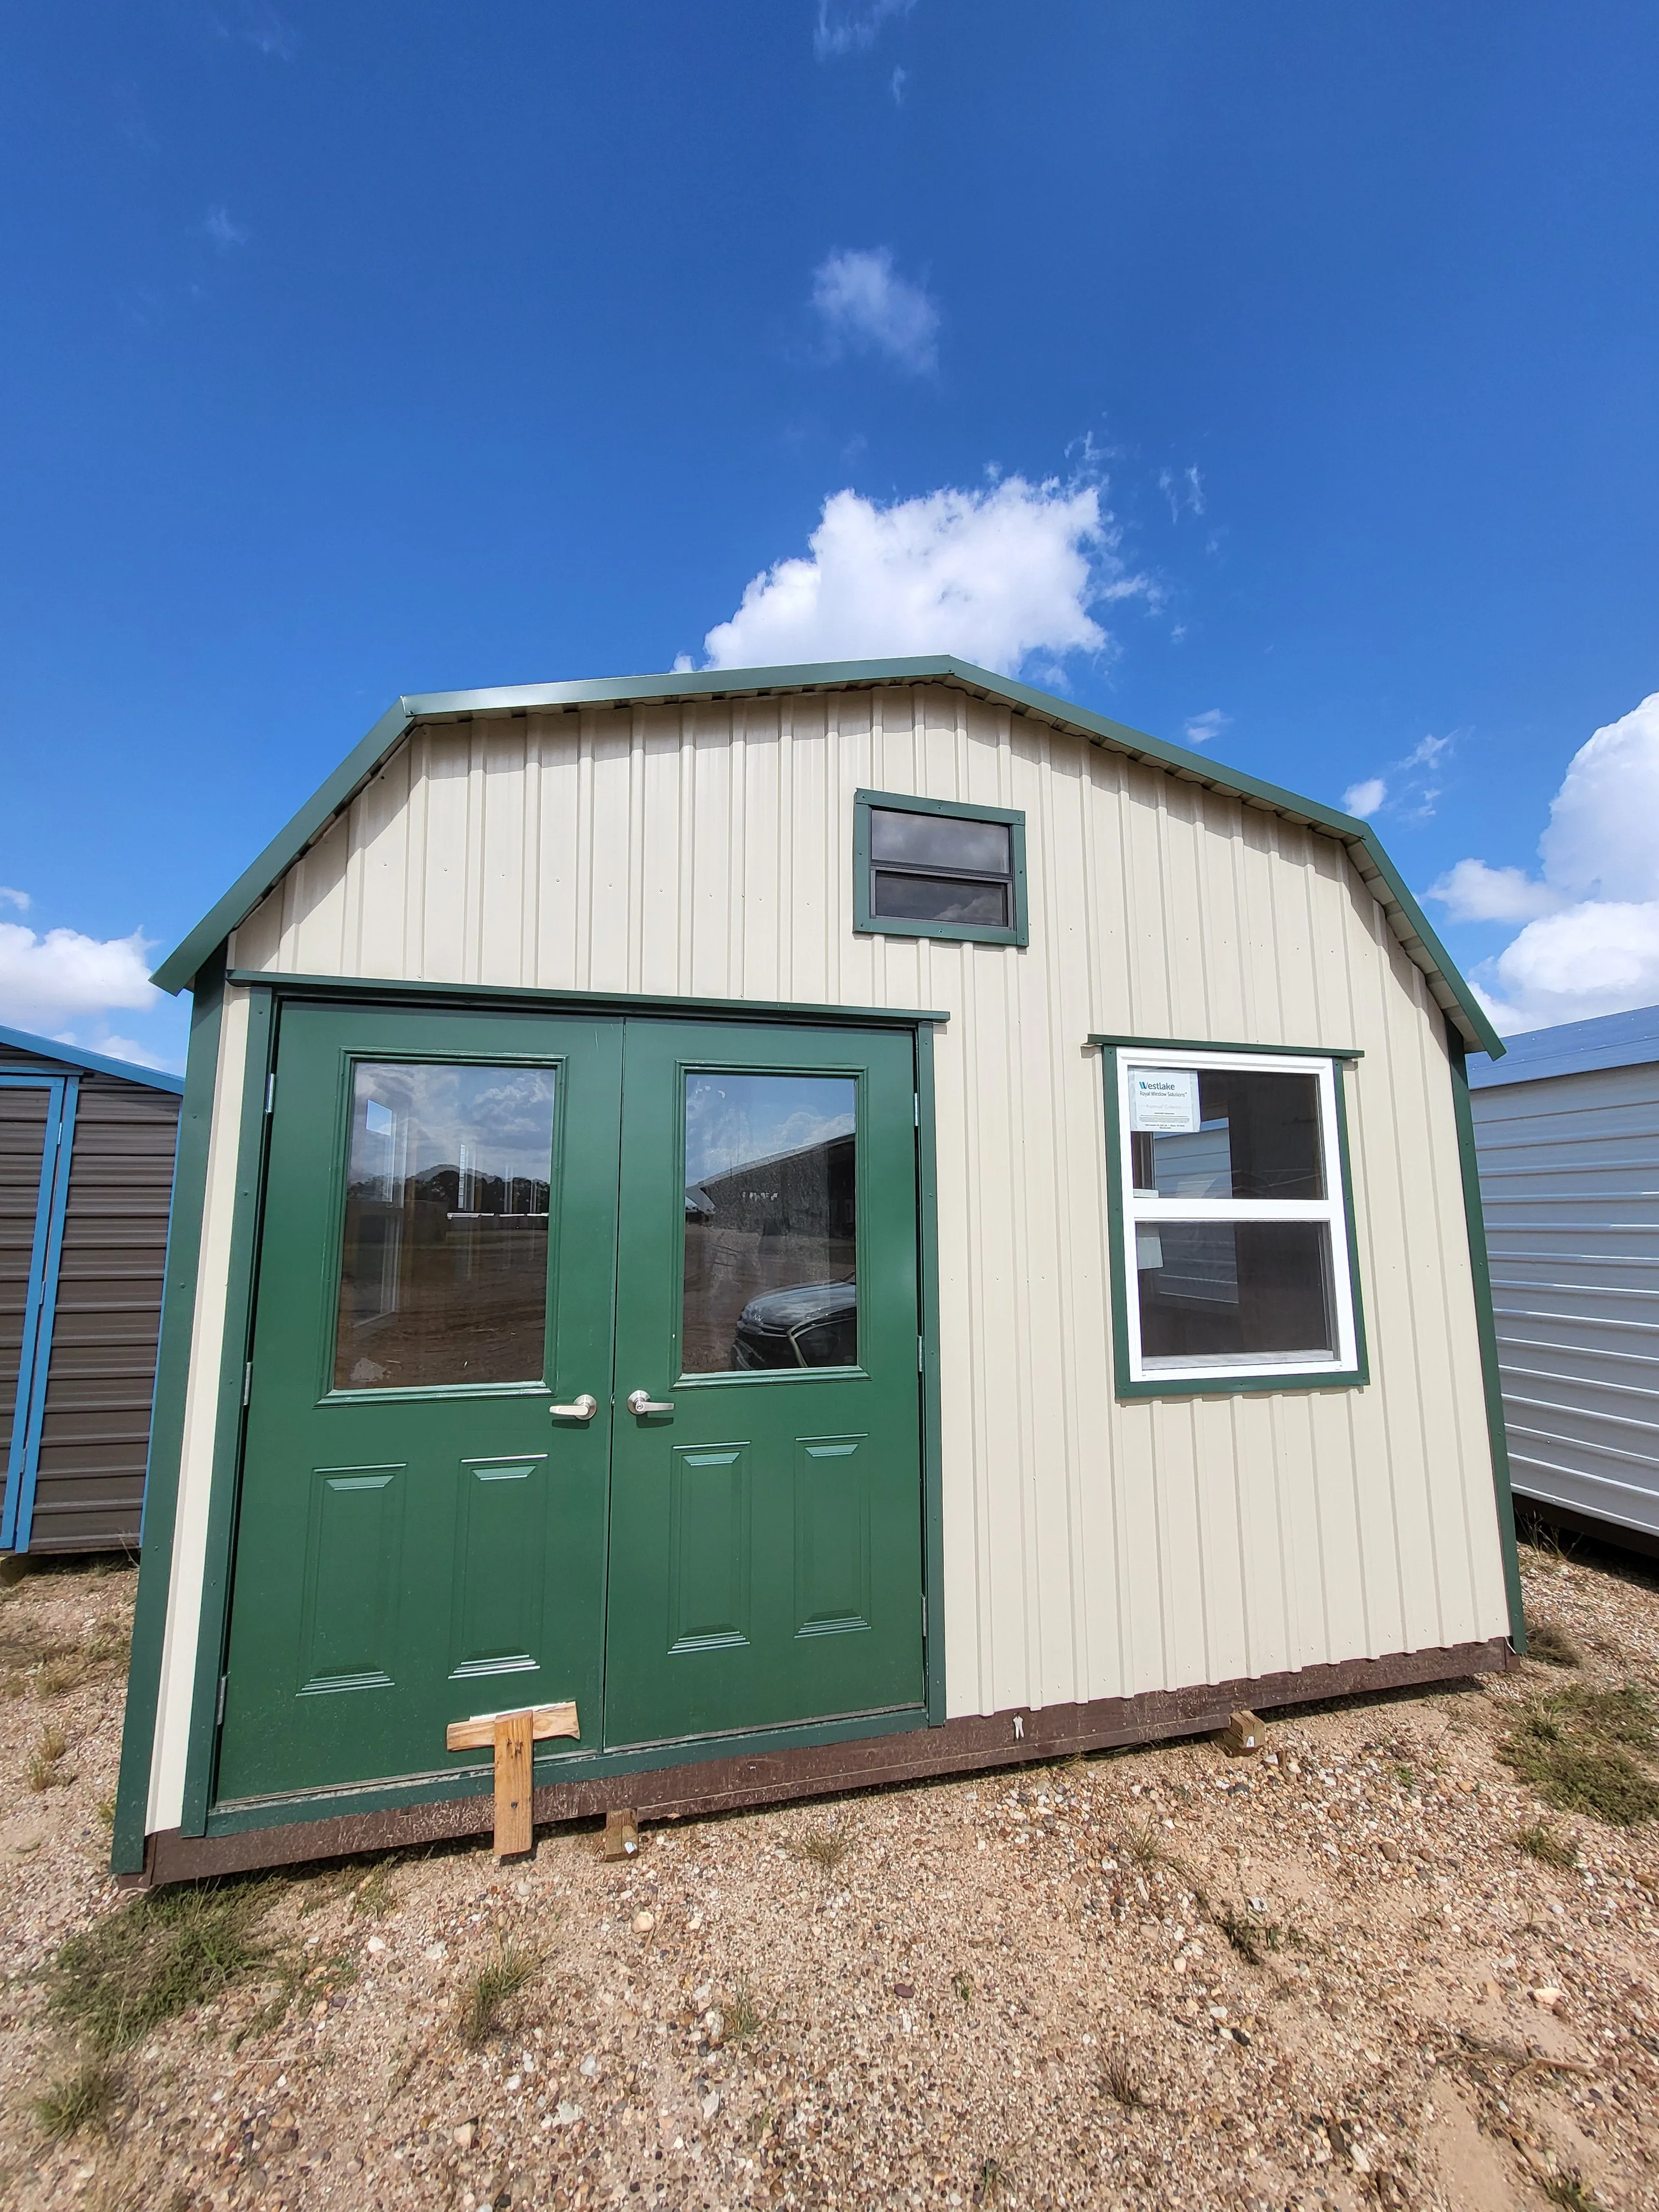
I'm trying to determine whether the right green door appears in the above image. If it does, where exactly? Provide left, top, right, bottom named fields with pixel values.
left=602, top=1019, right=926, bottom=1749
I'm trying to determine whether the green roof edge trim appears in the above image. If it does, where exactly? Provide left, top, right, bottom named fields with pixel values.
left=148, top=655, right=1503, bottom=1056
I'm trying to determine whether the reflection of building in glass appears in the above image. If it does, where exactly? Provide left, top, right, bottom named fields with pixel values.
left=684, top=1131, right=857, bottom=1371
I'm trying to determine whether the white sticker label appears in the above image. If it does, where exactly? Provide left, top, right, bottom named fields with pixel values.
left=1127, top=1067, right=1200, bottom=1134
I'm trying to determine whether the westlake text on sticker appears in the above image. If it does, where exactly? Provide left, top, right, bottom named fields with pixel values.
left=1127, top=1066, right=1201, bottom=1134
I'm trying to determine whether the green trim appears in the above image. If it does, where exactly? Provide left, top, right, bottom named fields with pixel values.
left=1447, top=1025, right=1527, bottom=1651
left=150, top=655, right=1501, bottom=1057
left=112, top=956, right=227, bottom=1876
left=853, top=788, right=1029, bottom=948
left=226, top=971, right=948, bottom=1030
left=915, top=1022, right=946, bottom=1726
left=200, top=1703, right=931, bottom=1840
left=1091, top=1033, right=1363, bottom=1061
left=179, top=988, right=275, bottom=1835
left=1098, top=1038, right=1369, bottom=1401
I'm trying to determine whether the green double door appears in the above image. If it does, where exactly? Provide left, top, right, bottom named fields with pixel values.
left=214, top=1004, right=925, bottom=1807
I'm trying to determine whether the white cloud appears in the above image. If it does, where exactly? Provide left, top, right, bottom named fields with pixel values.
left=890, top=64, right=909, bottom=103
left=812, top=247, right=938, bottom=375
left=1432, top=692, right=1659, bottom=1032
left=1425, top=858, right=1563, bottom=925
left=70, top=1031, right=178, bottom=1073
left=0, top=923, right=160, bottom=1034
left=0, top=886, right=29, bottom=911
left=1343, top=778, right=1387, bottom=819
left=1159, top=465, right=1205, bottom=520
left=814, top=1, right=916, bottom=59
left=699, top=474, right=1145, bottom=677
left=1183, top=708, right=1229, bottom=748
left=1338, top=728, right=1456, bottom=824
left=204, top=205, right=249, bottom=252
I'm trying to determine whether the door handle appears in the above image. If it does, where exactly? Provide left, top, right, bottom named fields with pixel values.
left=627, top=1389, right=675, bottom=1416
left=550, top=1393, right=598, bottom=1421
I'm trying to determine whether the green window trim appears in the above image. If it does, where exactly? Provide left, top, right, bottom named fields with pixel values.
left=853, top=789, right=1029, bottom=948
left=1098, top=1038, right=1370, bottom=1400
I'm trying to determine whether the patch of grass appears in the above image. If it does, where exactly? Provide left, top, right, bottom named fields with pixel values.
left=1525, top=1616, right=1584, bottom=1669
left=724, top=1981, right=763, bottom=2043
left=28, top=1721, right=70, bottom=1790
left=953, top=1969, right=973, bottom=2006
left=95, top=1795, right=117, bottom=1831
left=973, top=2157, right=1008, bottom=2206
left=1122, top=1818, right=1168, bottom=1867
left=1499, top=1684, right=1659, bottom=1828
left=795, top=1823, right=853, bottom=1874
left=37, top=1653, right=85, bottom=1698
left=1389, top=1762, right=1416, bottom=1790
left=1515, top=1819, right=1578, bottom=1868
left=1542, top=2173, right=1604, bottom=2211
left=46, top=1881, right=273, bottom=2053
left=1214, top=1903, right=1301, bottom=1964
left=348, top=1860, right=400, bottom=1918
left=33, top=2060, right=118, bottom=2140
left=1104, top=2054, right=1149, bottom=2109
left=457, top=1937, right=541, bottom=2048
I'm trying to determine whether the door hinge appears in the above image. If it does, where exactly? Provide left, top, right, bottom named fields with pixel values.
left=264, top=1072, right=276, bottom=1114
left=921, top=1593, right=927, bottom=1638
left=917, top=1335, right=924, bottom=1373
left=242, top=1361, right=253, bottom=1408
left=914, top=1092, right=920, bottom=1127
left=216, top=1674, right=228, bottom=1726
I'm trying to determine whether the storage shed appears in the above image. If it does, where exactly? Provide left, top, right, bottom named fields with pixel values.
left=1, top=1026, right=182, bottom=1557
left=1469, top=1002, right=1659, bottom=1547
left=113, top=657, right=1523, bottom=1884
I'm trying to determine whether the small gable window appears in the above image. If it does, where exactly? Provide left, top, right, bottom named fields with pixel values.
left=853, top=790, right=1027, bottom=947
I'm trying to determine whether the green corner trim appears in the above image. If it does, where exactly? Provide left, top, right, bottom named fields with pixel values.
left=1098, top=1037, right=1369, bottom=1401
left=1090, top=1033, right=1363, bottom=1060
left=150, top=656, right=1501, bottom=1058
left=179, top=988, right=275, bottom=1834
left=915, top=1022, right=947, bottom=1725
left=112, top=954, right=227, bottom=1875
left=1447, top=1024, right=1527, bottom=1652
left=853, top=787, right=1029, bottom=948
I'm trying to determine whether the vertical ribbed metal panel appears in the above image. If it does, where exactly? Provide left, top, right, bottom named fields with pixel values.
left=209, top=682, right=1507, bottom=1731
left=1472, top=1061, right=1659, bottom=1536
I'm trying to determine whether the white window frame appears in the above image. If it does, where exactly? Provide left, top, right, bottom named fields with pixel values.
left=1115, top=1046, right=1360, bottom=1387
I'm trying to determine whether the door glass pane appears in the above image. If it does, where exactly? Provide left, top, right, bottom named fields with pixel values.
left=1129, top=1068, right=1324, bottom=1198
left=682, top=1073, right=857, bottom=1373
left=1136, top=1220, right=1336, bottom=1365
left=333, top=1062, right=555, bottom=1391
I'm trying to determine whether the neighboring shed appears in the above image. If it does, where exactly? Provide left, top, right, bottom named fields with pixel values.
left=0, top=1027, right=183, bottom=1556
left=112, top=656, right=1521, bottom=1885
left=1469, top=1003, right=1659, bottom=1545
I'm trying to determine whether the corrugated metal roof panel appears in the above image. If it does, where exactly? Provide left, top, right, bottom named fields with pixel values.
left=1469, top=1001, right=1659, bottom=1089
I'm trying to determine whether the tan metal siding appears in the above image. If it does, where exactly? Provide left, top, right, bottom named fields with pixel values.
left=222, top=681, right=1509, bottom=1728
left=30, top=1076, right=180, bottom=1552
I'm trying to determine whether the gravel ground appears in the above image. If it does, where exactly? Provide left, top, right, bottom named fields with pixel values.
left=4, top=1533, right=1659, bottom=2211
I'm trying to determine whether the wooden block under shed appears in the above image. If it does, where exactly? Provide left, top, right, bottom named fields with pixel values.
left=1217, top=1708, right=1265, bottom=1758
left=445, top=1701, right=579, bottom=1754
left=602, top=1808, right=641, bottom=1861
left=493, top=1710, right=533, bottom=1859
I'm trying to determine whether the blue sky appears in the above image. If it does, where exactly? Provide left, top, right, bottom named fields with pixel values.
left=3, top=2, right=1657, bottom=1067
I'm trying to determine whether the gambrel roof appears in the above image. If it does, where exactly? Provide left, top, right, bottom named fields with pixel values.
left=151, top=656, right=1502, bottom=1057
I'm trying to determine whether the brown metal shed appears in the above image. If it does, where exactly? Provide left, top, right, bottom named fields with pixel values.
left=0, top=1026, right=182, bottom=1556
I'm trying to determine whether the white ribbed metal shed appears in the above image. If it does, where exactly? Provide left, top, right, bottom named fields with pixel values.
left=1470, top=1003, right=1659, bottom=1546
left=113, top=658, right=1523, bottom=1883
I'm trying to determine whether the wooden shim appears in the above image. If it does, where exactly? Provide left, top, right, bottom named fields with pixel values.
left=445, top=1702, right=579, bottom=1754
left=493, top=1710, right=533, bottom=1859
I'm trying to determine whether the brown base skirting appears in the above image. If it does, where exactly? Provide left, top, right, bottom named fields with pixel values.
left=134, top=1636, right=1514, bottom=1887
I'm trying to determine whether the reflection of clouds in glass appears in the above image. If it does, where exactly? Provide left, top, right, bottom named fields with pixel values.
left=685, top=1074, right=855, bottom=1185
left=357, top=1062, right=555, bottom=1183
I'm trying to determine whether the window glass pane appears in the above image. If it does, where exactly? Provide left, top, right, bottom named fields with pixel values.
left=1136, top=1220, right=1336, bottom=1365
left=683, top=1073, right=857, bottom=1373
left=870, top=807, right=1010, bottom=875
left=1129, top=1068, right=1324, bottom=1198
left=872, top=871, right=1009, bottom=927
left=333, top=1062, right=554, bottom=1390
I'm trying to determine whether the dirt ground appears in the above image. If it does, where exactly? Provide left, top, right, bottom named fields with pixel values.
left=4, top=1530, right=1659, bottom=2212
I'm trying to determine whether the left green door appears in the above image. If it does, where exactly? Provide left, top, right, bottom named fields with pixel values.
left=214, top=1003, right=623, bottom=1804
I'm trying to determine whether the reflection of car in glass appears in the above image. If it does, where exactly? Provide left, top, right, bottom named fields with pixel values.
left=732, top=1280, right=857, bottom=1369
